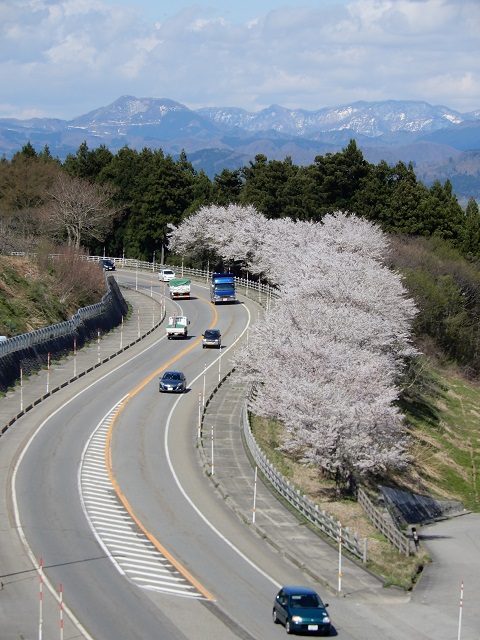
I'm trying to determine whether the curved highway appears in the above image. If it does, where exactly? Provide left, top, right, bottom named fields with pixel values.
left=10, top=271, right=307, bottom=640
left=6, top=269, right=480, bottom=640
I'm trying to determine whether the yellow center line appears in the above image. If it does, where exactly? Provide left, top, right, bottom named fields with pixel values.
left=104, top=295, right=219, bottom=601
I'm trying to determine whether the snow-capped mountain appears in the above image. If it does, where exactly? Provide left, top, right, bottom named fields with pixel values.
left=197, top=100, right=468, bottom=138
left=1, top=95, right=480, bottom=198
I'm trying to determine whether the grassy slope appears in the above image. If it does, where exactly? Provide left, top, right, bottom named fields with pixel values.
left=400, top=360, right=480, bottom=511
left=0, top=254, right=105, bottom=336
left=251, top=356, right=480, bottom=588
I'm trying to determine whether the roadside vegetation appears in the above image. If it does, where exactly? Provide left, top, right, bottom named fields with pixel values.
left=0, top=249, right=105, bottom=336
left=251, top=354, right=480, bottom=588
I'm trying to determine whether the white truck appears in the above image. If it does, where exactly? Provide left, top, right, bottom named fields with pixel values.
left=166, top=315, right=189, bottom=339
left=169, top=278, right=191, bottom=299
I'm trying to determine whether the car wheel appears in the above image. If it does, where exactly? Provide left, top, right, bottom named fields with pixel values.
left=272, top=609, right=280, bottom=624
left=285, top=620, right=292, bottom=634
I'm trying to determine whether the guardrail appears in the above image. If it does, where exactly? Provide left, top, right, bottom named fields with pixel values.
left=241, top=402, right=368, bottom=562
left=357, top=487, right=413, bottom=556
left=0, top=288, right=110, bottom=357
left=9, top=253, right=278, bottom=301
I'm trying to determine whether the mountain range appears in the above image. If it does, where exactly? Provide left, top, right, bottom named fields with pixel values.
left=2, top=95, right=480, bottom=201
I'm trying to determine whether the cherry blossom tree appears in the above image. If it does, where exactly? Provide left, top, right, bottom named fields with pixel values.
left=168, top=203, right=267, bottom=268
left=169, top=206, right=417, bottom=484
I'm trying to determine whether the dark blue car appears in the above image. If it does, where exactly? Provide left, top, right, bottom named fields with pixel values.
left=99, top=259, right=115, bottom=271
left=273, top=586, right=331, bottom=635
left=159, top=371, right=187, bottom=393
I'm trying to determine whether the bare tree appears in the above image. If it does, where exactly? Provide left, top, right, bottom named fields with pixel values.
left=42, top=172, right=121, bottom=249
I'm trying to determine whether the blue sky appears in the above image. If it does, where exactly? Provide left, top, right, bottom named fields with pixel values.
left=1, top=0, right=479, bottom=120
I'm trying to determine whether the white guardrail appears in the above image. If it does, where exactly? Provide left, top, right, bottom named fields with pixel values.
left=0, top=295, right=108, bottom=357
left=241, top=402, right=368, bottom=562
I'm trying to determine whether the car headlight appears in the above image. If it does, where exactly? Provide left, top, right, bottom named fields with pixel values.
left=291, top=616, right=303, bottom=623
left=323, top=616, right=331, bottom=623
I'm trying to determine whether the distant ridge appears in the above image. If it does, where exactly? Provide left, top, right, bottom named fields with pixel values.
left=1, top=95, right=479, bottom=199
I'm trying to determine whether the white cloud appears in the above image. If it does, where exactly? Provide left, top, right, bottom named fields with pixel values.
left=0, top=0, right=479, bottom=119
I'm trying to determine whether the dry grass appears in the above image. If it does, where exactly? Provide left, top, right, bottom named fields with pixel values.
left=251, top=414, right=433, bottom=589
left=0, top=251, right=105, bottom=336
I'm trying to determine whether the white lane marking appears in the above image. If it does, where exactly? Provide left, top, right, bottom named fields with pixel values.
left=78, top=402, right=205, bottom=598
left=11, top=287, right=276, bottom=637
left=165, top=303, right=282, bottom=590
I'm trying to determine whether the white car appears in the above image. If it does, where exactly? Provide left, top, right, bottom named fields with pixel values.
left=158, top=268, right=176, bottom=282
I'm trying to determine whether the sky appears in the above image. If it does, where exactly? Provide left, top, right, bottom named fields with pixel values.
left=1, top=0, right=479, bottom=121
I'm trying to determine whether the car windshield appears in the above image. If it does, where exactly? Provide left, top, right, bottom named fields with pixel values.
left=291, top=594, right=321, bottom=608
left=215, top=283, right=233, bottom=291
left=164, top=270, right=174, bottom=275
left=163, top=373, right=181, bottom=380
left=205, top=331, right=219, bottom=338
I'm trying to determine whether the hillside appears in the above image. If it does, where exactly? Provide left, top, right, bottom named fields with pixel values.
left=0, top=253, right=105, bottom=337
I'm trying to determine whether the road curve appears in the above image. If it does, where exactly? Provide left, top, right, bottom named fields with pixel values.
left=3, top=269, right=480, bottom=639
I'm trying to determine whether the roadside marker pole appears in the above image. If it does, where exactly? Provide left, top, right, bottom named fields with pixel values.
left=218, top=349, right=222, bottom=383
left=97, top=329, right=100, bottom=363
left=46, top=352, right=50, bottom=394
left=211, top=425, right=214, bottom=475
left=198, top=393, right=202, bottom=440
left=338, top=521, right=342, bottom=594
left=59, top=583, right=64, bottom=640
left=38, top=557, right=43, bottom=640
left=152, top=303, right=155, bottom=329
left=137, top=307, right=140, bottom=338
left=252, top=466, right=258, bottom=523
left=202, top=363, right=206, bottom=409
left=20, top=367, right=23, bottom=412
left=73, top=338, right=77, bottom=377
left=458, top=581, right=464, bottom=640
left=120, top=316, right=124, bottom=350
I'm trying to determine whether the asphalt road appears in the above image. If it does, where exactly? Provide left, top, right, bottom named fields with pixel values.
left=1, top=269, right=480, bottom=640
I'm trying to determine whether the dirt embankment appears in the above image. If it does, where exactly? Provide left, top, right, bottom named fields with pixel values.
left=0, top=253, right=105, bottom=337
